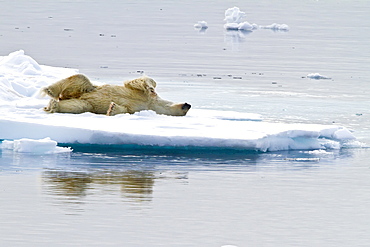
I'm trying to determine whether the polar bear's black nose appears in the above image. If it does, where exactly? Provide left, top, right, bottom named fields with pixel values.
left=182, top=103, right=191, bottom=110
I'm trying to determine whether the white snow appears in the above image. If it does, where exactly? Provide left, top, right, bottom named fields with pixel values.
left=224, top=7, right=246, bottom=24
left=0, top=50, right=78, bottom=103
left=307, top=73, right=331, bottom=80
left=1, top=137, right=72, bottom=154
left=305, top=149, right=332, bottom=155
left=194, top=21, right=208, bottom=29
left=224, top=7, right=258, bottom=31
left=0, top=50, right=360, bottom=153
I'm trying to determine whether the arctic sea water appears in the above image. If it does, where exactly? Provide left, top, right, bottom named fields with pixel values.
left=1, top=1, right=370, bottom=246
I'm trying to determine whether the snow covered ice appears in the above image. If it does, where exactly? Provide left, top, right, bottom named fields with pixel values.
left=0, top=50, right=360, bottom=153
left=1, top=137, right=71, bottom=154
left=0, top=50, right=78, bottom=102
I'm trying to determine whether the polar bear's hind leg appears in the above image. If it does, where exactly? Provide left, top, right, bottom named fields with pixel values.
left=44, top=98, right=94, bottom=114
left=43, top=99, right=59, bottom=113
left=41, top=74, right=96, bottom=100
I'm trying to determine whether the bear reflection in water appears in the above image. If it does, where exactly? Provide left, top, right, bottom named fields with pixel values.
left=42, top=170, right=157, bottom=202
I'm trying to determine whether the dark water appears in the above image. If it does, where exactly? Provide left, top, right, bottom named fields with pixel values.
left=1, top=0, right=370, bottom=246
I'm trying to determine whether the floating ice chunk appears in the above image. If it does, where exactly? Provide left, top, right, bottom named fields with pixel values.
left=333, top=128, right=355, bottom=140
left=260, top=23, right=290, bottom=31
left=342, top=140, right=368, bottom=148
left=224, top=22, right=258, bottom=31
left=306, top=149, right=332, bottom=155
left=0, top=110, right=358, bottom=152
left=194, top=21, right=208, bottom=29
left=1, top=137, right=72, bottom=154
left=224, top=7, right=246, bottom=24
left=223, top=7, right=289, bottom=33
left=307, top=73, right=331, bottom=80
left=224, top=23, right=241, bottom=30
left=224, top=7, right=258, bottom=31
left=320, top=126, right=355, bottom=140
left=239, top=22, right=258, bottom=31
left=320, top=139, right=341, bottom=150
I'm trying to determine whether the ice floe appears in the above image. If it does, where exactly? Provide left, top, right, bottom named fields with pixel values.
left=307, top=73, right=331, bottom=80
left=260, top=23, right=290, bottom=31
left=1, top=137, right=72, bottom=154
left=194, top=21, right=208, bottom=29
left=223, top=7, right=288, bottom=32
left=196, top=6, right=289, bottom=32
left=0, top=50, right=361, bottom=153
left=224, top=7, right=258, bottom=31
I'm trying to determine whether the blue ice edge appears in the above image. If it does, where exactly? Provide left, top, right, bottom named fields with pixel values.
left=57, top=143, right=261, bottom=155
left=0, top=135, right=365, bottom=156
left=59, top=138, right=360, bottom=155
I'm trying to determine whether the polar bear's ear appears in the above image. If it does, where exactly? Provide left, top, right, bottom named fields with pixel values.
left=125, top=76, right=157, bottom=92
left=144, top=77, right=157, bottom=88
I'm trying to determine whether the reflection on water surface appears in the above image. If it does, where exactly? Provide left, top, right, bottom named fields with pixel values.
left=42, top=169, right=157, bottom=203
left=33, top=146, right=357, bottom=209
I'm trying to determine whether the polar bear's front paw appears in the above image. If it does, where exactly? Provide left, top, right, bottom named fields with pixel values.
left=107, top=102, right=116, bottom=116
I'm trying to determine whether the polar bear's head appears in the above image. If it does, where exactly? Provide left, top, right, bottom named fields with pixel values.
left=151, top=100, right=191, bottom=116
left=125, top=76, right=191, bottom=116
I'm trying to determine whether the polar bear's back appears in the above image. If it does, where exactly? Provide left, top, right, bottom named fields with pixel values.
left=79, top=84, right=151, bottom=114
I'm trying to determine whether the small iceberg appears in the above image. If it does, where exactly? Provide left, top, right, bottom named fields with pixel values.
left=260, top=23, right=290, bottom=31
left=224, top=7, right=258, bottom=31
left=1, top=137, right=72, bottom=154
left=223, top=7, right=289, bottom=32
left=306, top=73, right=331, bottom=80
left=194, top=21, right=208, bottom=29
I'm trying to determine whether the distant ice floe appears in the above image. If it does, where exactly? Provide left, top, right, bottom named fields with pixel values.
left=194, top=21, right=208, bottom=29
left=1, top=137, right=72, bottom=154
left=223, top=7, right=289, bottom=32
left=0, top=50, right=363, bottom=153
left=260, top=23, right=290, bottom=31
left=194, top=6, right=289, bottom=34
left=307, top=73, right=331, bottom=80
left=224, top=7, right=258, bottom=31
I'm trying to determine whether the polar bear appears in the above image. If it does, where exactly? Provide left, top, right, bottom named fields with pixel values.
left=42, top=74, right=191, bottom=116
